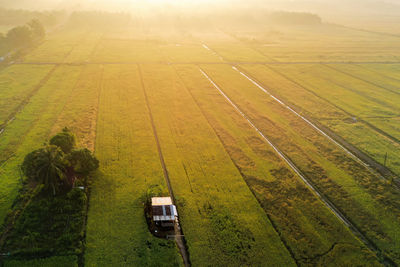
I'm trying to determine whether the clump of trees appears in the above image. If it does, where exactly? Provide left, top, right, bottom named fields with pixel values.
left=21, top=127, right=99, bottom=196
left=0, top=18, right=45, bottom=56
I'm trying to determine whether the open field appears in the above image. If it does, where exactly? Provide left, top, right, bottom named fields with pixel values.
left=84, top=64, right=181, bottom=266
left=0, top=64, right=53, bottom=126
left=236, top=64, right=400, bottom=177
left=174, top=64, right=379, bottom=266
left=200, top=64, right=400, bottom=264
left=140, top=63, right=295, bottom=266
left=0, top=19, right=399, bottom=266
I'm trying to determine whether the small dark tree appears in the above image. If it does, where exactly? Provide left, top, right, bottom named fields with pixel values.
left=67, top=148, right=99, bottom=176
left=50, top=127, right=76, bottom=154
left=22, top=145, right=66, bottom=196
left=28, top=19, right=45, bottom=40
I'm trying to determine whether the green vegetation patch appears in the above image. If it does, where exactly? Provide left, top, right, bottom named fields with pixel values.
left=4, top=255, right=78, bottom=267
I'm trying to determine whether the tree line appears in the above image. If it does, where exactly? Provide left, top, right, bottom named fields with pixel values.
left=0, top=19, right=45, bottom=56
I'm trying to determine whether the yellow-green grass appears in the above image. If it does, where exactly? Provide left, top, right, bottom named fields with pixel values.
left=23, top=39, right=76, bottom=63
left=4, top=256, right=78, bottom=267
left=140, top=64, right=295, bottom=266
left=327, top=64, right=400, bottom=94
left=174, top=64, right=379, bottom=266
left=158, top=44, right=221, bottom=62
left=201, top=64, right=400, bottom=264
left=238, top=64, right=400, bottom=176
left=325, top=119, right=400, bottom=176
left=268, top=64, right=399, bottom=117
left=50, top=64, right=103, bottom=150
left=316, top=64, right=400, bottom=114
left=361, top=64, right=400, bottom=81
left=63, top=34, right=102, bottom=63
left=254, top=45, right=400, bottom=62
left=238, top=64, right=349, bottom=120
left=91, top=39, right=166, bottom=63
left=84, top=64, right=181, bottom=266
left=0, top=66, right=82, bottom=225
left=206, top=43, right=271, bottom=62
left=367, top=117, right=400, bottom=141
left=0, top=64, right=53, bottom=125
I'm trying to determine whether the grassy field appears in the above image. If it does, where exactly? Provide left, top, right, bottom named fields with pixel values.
left=200, top=64, right=400, bottom=264
left=84, top=64, right=181, bottom=266
left=0, top=66, right=82, bottom=224
left=0, top=21, right=399, bottom=266
left=140, top=63, right=295, bottom=266
left=174, top=64, right=379, bottom=266
left=237, top=64, right=400, bottom=176
left=0, top=64, right=53, bottom=126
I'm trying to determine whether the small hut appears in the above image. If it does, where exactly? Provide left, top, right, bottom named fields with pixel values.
left=151, top=197, right=178, bottom=228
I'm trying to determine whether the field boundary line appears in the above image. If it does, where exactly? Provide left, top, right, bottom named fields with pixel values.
left=173, top=64, right=299, bottom=266
left=199, top=67, right=395, bottom=266
left=137, top=64, right=191, bottom=267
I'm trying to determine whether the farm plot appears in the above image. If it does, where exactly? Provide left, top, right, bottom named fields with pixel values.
left=0, top=66, right=82, bottom=224
left=200, top=64, right=400, bottom=265
left=326, top=64, right=400, bottom=94
left=253, top=46, right=400, bottom=62
left=23, top=39, right=75, bottom=63
left=63, top=34, right=102, bottom=63
left=158, top=44, right=221, bottom=62
left=140, top=64, right=295, bottom=267
left=91, top=39, right=166, bottom=63
left=367, top=117, right=400, bottom=141
left=267, top=64, right=400, bottom=118
left=49, top=64, right=103, bottom=150
left=205, top=43, right=271, bottom=62
left=361, top=64, right=400, bottom=81
left=324, top=119, right=400, bottom=176
left=238, top=64, right=400, bottom=176
left=0, top=64, right=53, bottom=126
left=173, top=64, right=379, bottom=266
left=84, top=64, right=181, bottom=267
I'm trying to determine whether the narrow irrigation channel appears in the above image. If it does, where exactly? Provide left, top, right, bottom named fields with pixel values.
left=199, top=67, right=396, bottom=266
left=138, top=65, right=191, bottom=267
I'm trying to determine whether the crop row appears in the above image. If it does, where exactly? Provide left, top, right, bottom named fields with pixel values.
left=84, top=64, right=181, bottom=266
left=140, top=63, right=295, bottom=266
left=238, top=64, right=400, bottom=177
left=174, top=64, right=379, bottom=266
left=200, top=64, right=400, bottom=265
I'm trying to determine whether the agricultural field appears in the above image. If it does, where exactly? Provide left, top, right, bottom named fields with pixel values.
left=0, top=11, right=399, bottom=267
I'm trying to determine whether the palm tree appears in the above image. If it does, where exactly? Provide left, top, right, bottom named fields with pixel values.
left=34, top=145, right=66, bottom=196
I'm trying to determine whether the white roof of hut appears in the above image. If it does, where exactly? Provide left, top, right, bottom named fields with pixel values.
left=151, top=197, right=178, bottom=222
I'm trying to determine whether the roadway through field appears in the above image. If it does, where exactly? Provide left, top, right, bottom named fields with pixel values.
left=199, top=67, right=395, bottom=266
left=138, top=65, right=191, bottom=267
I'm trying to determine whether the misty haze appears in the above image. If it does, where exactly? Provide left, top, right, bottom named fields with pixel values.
left=0, top=0, right=399, bottom=266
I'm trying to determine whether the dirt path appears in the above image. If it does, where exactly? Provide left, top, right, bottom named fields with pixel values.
left=138, top=65, right=191, bottom=267
left=199, top=67, right=396, bottom=266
